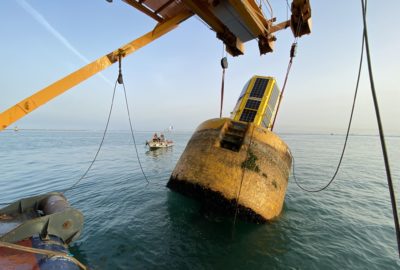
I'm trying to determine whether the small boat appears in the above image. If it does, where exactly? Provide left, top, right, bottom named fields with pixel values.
left=0, top=193, right=84, bottom=269
left=146, top=133, right=173, bottom=150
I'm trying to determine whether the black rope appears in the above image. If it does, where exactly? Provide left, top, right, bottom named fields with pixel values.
left=270, top=42, right=296, bottom=130
left=271, top=15, right=302, bottom=130
left=292, top=28, right=364, bottom=193
left=285, top=0, right=290, bottom=21
left=220, top=59, right=228, bottom=118
left=220, top=43, right=228, bottom=118
left=117, top=55, right=149, bottom=184
left=232, top=124, right=256, bottom=234
left=62, top=55, right=149, bottom=194
left=291, top=1, right=368, bottom=193
left=63, top=80, right=117, bottom=194
left=360, top=0, right=400, bottom=257
left=121, top=80, right=150, bottom=184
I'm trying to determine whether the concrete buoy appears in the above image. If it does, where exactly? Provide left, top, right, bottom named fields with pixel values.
left=168, top=76, right=292, bottom=222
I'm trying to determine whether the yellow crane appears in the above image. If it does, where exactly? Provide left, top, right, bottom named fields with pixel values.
left=0, top=0, right=311, bottom=131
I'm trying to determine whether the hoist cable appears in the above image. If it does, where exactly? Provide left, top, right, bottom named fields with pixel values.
left=63, top=55, right=150, bottom=193
left=63, top=80, right=117, bottom=194
left=271, top=14, right=303, bottom=131
left=263, top=0, right=274, bottom=19
left=220, top=68, right=226, bottom=118
left=270, top=44, right=295, bottom=131
left=117, top=54, right=149, bottom=184
left=291, top=2, right=367, bottom=193
left=285, top=0, right=290, bottom=21
left=220, top=43, right=227, bottom=118
left=121, top=81, right=150, bottom=184
left=232, top=125, right=256, bottom=236
left=360, top=0, right=400, bottom=257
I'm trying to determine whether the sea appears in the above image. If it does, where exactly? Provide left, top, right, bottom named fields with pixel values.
left=0, top=130, right=399, bottom=269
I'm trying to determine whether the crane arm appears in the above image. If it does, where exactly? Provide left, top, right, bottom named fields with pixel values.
left=0, top=0, right=312, bottom=131
left=0, top=10, right=192, bottom=131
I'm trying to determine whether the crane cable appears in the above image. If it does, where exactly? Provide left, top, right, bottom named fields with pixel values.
left=220, top=44, right=228, bottom=118
left=63, top=54, right=149, bottom=193
left=270, top=42, right=296, bottom=131
left=231, top=6, right=302, bottom=231
left=62, top=77, right=117, bottom=194
left=271, top=12, right=303, bottom=131
left=287, top=0, right=400, bottom=256
left=290, top=20, right=365, bottom=193
left=360, top=0, right=400, bottom=257
left=119, top=57, right=150, bottom=185
left=232, top=125, right=257, bottom=234
left=274, top=1, right=363, bottom=193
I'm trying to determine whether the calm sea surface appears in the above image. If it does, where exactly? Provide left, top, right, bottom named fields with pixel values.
left=0, top=130, right=399, bottom=269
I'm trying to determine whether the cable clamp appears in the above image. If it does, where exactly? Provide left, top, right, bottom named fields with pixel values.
left=117, top=54, right=123, bottom=84
left=290, top=42, right=297, bottom=58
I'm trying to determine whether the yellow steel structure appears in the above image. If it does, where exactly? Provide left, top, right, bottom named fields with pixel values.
left=0, top=11, right=192, bottom=131
left=0, top=1, right=312, bottom=131
left=227, top=0, right=269, bottom=37
left=231, top=76, right=280, bottom=130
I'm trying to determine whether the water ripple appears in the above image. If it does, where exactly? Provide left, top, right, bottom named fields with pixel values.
left=1, top=131, right=399, bottom=269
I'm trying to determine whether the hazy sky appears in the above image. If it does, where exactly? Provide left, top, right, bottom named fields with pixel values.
left=0, top=0, right=399, bottom=134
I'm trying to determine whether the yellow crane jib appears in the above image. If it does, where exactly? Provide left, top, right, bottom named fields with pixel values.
left=0, top=10, right=192, bottom=131
left=0, top=1, right=312, bottom=131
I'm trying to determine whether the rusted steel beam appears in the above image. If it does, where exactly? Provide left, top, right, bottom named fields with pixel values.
left=123, top=0, right=164, bottom=22
left=269, top=20, right=290, bottom=34
left=181, top=0, right=244, bottom=56
left=227, top=0, right=266, bottom=37
left=155, top=0, right=175, bottom=14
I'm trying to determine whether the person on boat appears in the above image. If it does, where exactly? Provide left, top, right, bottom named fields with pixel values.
left=153, top=133, right=159, bottom=142
left=160, top=133, right=165, bottom=142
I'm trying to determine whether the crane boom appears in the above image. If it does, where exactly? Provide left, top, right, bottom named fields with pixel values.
left=0, top=10, right=192, bottom=131
left=0, top=0, right=312, bottom=131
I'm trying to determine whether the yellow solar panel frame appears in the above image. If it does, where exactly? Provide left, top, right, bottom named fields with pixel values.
left=232, top=76, right=277, bottom=128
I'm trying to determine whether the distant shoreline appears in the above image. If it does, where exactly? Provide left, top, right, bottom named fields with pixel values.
left=2, top=128, right=399, bottom=137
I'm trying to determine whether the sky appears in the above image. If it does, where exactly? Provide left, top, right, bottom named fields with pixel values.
left=0, top=0, right=399, bottom=134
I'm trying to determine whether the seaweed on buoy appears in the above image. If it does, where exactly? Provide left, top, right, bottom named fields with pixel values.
left=241, top=151, right=260, bottom=173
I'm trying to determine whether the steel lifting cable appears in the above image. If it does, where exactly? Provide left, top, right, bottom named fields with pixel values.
left=63, top=78, right=117, bottom=194
left=360, top=0, right=400, bottom=257
left=220, top=44, right=228, bottom=118
left=271, top=13, right=303, bottom=131
left=231, top=4, right=297, bottom=234
left=290, top=1, right=367, bottom=194
left=288, top=2, right=399, bottom=255
left=270, top=42, right=296, bottom=131
left=285, top=0, right=290, bottom=21
left=63, top=55, right=149, bottom=193
left=118, top=56, right=149, bottom=184
left=232, top=125, right=256, bottom=235
left=272, top=4, right=363, bottom=193
left=263, top=0, right=274, bottom=19
left=1, top=88, right=117, bottom=199
left=291, top=31, right=363, bottom=193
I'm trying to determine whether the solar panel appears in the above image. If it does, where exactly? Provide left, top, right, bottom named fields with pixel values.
left=240, top=109, right=257, bottom=122
left=250, top=78, right=269, bottom=98
left=245, top=99, right=261, bottom=110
